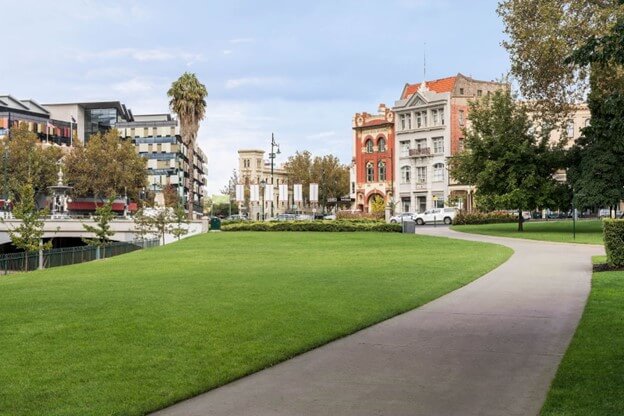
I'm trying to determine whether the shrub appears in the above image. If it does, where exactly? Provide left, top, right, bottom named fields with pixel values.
left=336, top=211, right=383, bottom=221
left=221, top=220, right=401, bottom=233
left=603, top=219, right=624, bottom=267
left=453, top=211, right=517, bottom=225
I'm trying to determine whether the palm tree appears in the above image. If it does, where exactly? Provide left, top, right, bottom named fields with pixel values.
left=167, top=72, right=208, bottom=219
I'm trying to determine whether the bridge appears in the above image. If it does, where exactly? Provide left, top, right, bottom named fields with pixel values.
left=0, top=217, right=207, bottom=246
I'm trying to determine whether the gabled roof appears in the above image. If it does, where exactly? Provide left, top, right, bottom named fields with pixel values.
left=19, top=99, right=50, bottom=115
left=0, top=95, right=31, bottom=111
left=401, top=76, right=457, bottom=100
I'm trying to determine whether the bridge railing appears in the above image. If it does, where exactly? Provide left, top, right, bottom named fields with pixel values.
left=0, top=239, right=160, bottom=274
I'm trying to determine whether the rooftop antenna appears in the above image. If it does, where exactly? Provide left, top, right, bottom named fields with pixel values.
left=419, top=42, right=429, bottom=93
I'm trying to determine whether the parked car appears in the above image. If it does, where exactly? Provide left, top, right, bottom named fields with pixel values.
left=273, top=213, right=297, bottom=221
left=226, top=214, right=248, bottom=221
left=413, top=208, right=457, bottom=225
left=323, top=214, right=336, bottom=220
left=389, top=212, right=414, bottom=223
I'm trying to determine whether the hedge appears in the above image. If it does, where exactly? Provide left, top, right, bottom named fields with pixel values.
left=604, top=219, right=624, bottom=267
left=221, top=220, right=401, bottom=232
left=453, top=211, right=517, bottom=225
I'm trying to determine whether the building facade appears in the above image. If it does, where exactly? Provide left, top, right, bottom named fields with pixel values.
left=1, top=95, right=74, bottom=146
left=116, top=114, right=207, bottom=214
left=237, top=149, right=290, bottom=220
left=352, top=104, right=395, bottom=212
left=393, top=74, right=506, bottom=213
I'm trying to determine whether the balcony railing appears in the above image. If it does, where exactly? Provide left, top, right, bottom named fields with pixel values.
left=409, top=147, right=431, bottom=157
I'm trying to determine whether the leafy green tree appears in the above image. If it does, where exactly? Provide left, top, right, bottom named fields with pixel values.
left=82, top=198, right=116, bottom=250
left=3, top=183, right=51, bottom=271
left=168, top=72, right=208, bottom=218
left=133, top=208, right=157, bottom=241
left=497, top=0, right=623, bottom=119
left=449, top=90, right=565, bottom=231
left=150, top=209, right=174, bottom=245
left=64, top=129, right=146, bottom=201
left=284, top=151, right=313, bottom=200
left=567, top=11, right=624, bottom=211
left=170, top=204, right=190, bottom=241
left=1, top=123, right=63, bottom=203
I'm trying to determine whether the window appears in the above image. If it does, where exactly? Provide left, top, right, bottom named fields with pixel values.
left=378, top=137, right=386, bottom=152
left=416, top=112, right=422, bottom=128
left=432, top=110, right=438, bottom=126
left=365, top=139, right=373, bottom=153
left=440, top=108, right=445, bottom=125
left=400, top=140, right=411, bottom=157
left=243, top=158, right=250, bottom=168
left=402, top=197, right=411, bottom=212
left=366, top=162, right=374, bottom=182
left=477, top=90, right=483, bottom=97
left=459, top=87, right=465, bottom=95
left=416, top=166, right=427, bottom=183
left=433, top=163, right=444, bottom=182
left=378, top=161, right=386, bottom=181
left=433, top=193, right=445, bottom=208
left=433, top=137, right=444, bottom=154
left=459, top=110, right=465, bottom=126
left=401, top=165, right=411, bottom=183
left=351, top=182, right=355, bottom=193
left=400, top=114, right=406, bottom=130
left=422, top=111, right=428, bottom=127
left=584, top=118, right=591, bottom=127
left=565, top=120, right=574, bottom=138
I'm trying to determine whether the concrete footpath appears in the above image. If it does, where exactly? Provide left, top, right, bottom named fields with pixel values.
left=152, top=227, right=604, bottom=416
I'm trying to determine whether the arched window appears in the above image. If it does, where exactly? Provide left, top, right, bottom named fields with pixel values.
left=584, top=118, right=591, bottom=127
left=433, top=163, right=444, bottom=182
left=365, top=139, right=373, bottom=153
left=378, top=161, right=386, bottom=181
left=566, top=120, right=574, bottom=138
left=366, top=162, right=374, bottom=182
left=378, top=137, right=386, bottom=152
left=400, top=166, right=411, bottom=183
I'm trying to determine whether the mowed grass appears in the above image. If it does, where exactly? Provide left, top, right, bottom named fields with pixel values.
left=541, top=257, right=624, bottom=415
left=453, top=220, right=603, bottom=245
left=0, top=232, right=511, bottom=416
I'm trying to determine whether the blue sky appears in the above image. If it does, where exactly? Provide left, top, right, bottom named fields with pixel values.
left=1, top=0, right=509, bottom=194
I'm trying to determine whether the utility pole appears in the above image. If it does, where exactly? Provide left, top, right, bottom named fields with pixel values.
left=269, top=133, right=280, bottom=218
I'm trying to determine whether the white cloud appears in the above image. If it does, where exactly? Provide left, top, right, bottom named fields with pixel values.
left=222, top=50, right=233, bottom=55
left=112, top=78, right=155, bottom=94
left=225, top=77, right=289, bottom=90
left=74, top=48, right=203, bottom=64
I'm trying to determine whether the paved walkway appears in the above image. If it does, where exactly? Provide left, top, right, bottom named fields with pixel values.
left=152, top=228, right=604, bottom=416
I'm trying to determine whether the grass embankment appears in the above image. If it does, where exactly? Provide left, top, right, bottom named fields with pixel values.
left=541, top=257, right=624, bottom=415
left=0, top=232, right=511, bottom=416
left=453, top=220, right=603, bottom=245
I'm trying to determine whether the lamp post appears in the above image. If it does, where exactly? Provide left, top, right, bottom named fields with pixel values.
left=268, top=133, right=280, bottom=218
left=260, top=179, right=266, bottom=221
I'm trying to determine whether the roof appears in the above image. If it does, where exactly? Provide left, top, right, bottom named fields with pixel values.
left=361, top=118, right=392, bottom=128
left=0, top=95, right=50, bottom=116
left=401, top=76, right=457, bottom=100
left=43, top=101, right=133, bottom=121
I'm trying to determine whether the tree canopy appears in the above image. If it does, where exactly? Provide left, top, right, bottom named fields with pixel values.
left=1, top=123, right=63, bottom=203
left=64, top=129, right=147, bottom=201
left=449, top=90, right=566, bottom=230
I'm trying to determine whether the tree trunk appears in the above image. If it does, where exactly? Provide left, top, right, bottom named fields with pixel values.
left=187, top=140, right=194, bottom=220
left=517, top=208, right=524, bottom=232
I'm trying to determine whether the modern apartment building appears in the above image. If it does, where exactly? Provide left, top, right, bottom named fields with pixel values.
left=117, top=114, right=207, bottom=214
left=393, top=74, right=506, bottom=213
left=352, top=104, right=395, bottom=213
left=237, top=149, right=289, bottom=220
left=0, top=95, right=74, bottom=146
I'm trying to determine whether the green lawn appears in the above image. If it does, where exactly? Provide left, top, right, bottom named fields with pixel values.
left=0, top=232, right=511, bottom=416
left=541, top=257, right=624, bottom=415
left=453, top=220, right=604, bottom=245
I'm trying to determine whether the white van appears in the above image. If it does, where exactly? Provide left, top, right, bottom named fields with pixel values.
left=413, top=208, right=457, bottom=225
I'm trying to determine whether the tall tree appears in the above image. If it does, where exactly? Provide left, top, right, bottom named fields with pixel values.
left=497, top=0, right=623, bottom=119
left=567, top=11, right=624, bottom=211
left=284, top=151, right=313, bottom=200
left=1, top=123, right=63, bottom=203
left=449, top=90, right=565, bottom=231
left=168, top=72, right=208, bottom=219
left=2, top=183, right=51, bottom=271
left=64, top=129, right=147, bottom=201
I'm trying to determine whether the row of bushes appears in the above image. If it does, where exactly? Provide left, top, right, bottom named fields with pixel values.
left=453, top=211, right=517, bottom=225
left=221, top=220, right=401, bottom=232
left=336, top=211, right=383, bottom=221
left=604, top=219, right=624, bottom=267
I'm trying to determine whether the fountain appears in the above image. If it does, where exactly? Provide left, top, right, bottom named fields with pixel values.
left=48, top=163, right=73, bottom=219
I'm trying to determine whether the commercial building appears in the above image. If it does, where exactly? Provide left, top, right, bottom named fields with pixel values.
left=0, top=95, right=74, bottom=146
left=393, top=74, right=506, bottom=213
left=237, top=149, right=289, bottom=220
left=352, top=104, right=395, bottom=213
left=117, top=114, right=207, bottom=215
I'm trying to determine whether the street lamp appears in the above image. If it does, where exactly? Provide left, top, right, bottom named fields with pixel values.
left=260, top=179, right=266, bottom=221
left=269, top=133, right=280, bottom=218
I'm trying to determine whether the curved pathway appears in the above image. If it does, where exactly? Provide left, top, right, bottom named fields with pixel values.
left=152, top=227, right=604, bottom=416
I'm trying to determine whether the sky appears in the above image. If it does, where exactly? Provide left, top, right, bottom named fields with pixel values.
left=1, top=0, right=510, bottom=195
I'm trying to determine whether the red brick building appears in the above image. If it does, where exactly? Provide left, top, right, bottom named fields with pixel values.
left=352, top=104, right=395, bottom=213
